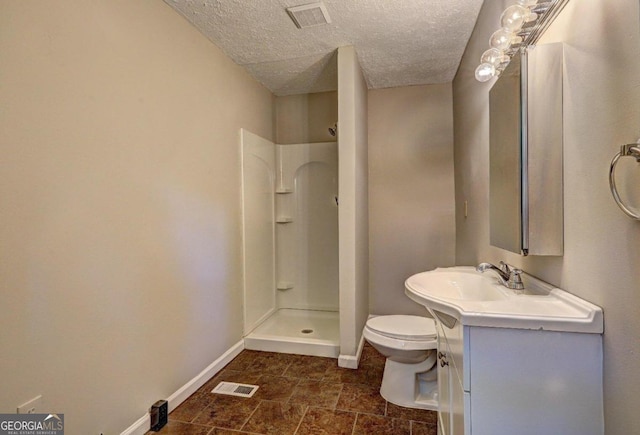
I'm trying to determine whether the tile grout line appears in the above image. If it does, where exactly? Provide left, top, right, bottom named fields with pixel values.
left=237, top=398, right=263, bottom=432
left=350, top=412, right=359, bottom=435
left=181, top=396, right=212, bottom=426
left=331, top=382, right=344, bottom=410
left=281, top=360, right=293, bottom=377
left=291, top=404, right=309, bottom=435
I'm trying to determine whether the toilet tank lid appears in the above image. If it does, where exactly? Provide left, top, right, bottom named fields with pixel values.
left=367, top=315, right=437, bottom=340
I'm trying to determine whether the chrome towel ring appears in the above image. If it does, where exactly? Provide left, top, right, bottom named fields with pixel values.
left=609, top=142, right=640, bottom=220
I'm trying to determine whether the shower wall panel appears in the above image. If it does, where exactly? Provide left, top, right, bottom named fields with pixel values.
left=276, top=143, right=338, bottom=311
left=241, top=129, right=276, bottom=334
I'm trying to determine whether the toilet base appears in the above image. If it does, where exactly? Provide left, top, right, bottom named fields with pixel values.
left=379, top=354, right=439, bottom=411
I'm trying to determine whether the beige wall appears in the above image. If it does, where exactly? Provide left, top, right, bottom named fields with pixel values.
left=453, top=0, right=640, bottom=432
left=275, top=91, right=338, bottom=144
left=0, top=1, right=273, bottom=433
left=368, top=84, right=456, bottom=316
left=338, top=46, right=369, bottom=366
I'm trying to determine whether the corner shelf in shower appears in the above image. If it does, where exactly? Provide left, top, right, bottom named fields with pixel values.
left=276, top=216, right=293, bottom=223
left=276, top=282, right=294, bottom=290
left=275, top=188, right=292, bottom=194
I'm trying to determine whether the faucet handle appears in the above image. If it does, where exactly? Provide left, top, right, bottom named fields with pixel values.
left=499, top=261, right=511, bottom=274
left=507, top=268, right=525, bottom=290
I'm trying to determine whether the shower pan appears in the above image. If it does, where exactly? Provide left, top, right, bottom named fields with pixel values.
left=240, top=129, right=339, bottom=358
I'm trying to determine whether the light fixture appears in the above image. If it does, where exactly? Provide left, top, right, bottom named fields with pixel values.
left=475, top=63, right=497, bottom=82
left=474, top=0, right=570, bottom=83
left=500, top=5, right=537, bottom=33
left=481, top=48, right=509, bottom=67
left=489, top=28, right=521, bottom=51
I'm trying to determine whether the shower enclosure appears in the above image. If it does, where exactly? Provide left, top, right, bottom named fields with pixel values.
left=240, top=129, right=339, bottom=357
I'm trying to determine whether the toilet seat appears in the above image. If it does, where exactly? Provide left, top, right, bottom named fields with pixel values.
left=364, top=315, right=437, bottom=351
left=366, top=315, right=436, bottom=340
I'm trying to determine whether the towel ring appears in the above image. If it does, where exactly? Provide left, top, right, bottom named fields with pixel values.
left=609, top=143, right=640, bottom=220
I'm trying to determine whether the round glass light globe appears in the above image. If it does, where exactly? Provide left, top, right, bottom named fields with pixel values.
left=489, top=28, right=514, bottom=51
left=481, top=48, right=506, bottom=67
left=475, top=63, right=496, bottom=82
left=501, top=4, right=529, bottom=32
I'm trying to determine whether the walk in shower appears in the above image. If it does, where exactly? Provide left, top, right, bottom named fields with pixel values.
left=240, top=129, right=339, bottom=357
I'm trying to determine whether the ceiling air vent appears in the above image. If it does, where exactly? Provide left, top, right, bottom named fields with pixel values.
left=286, top=2, right=332, bottom=29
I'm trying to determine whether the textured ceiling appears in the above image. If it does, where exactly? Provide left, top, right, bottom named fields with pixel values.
left=165, top=0, right=484, bottom=96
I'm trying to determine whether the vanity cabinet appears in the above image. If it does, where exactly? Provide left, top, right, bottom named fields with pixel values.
left=433, top=312, right=603, bottom=435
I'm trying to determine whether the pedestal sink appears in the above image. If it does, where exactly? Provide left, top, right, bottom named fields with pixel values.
left=405, top=266, right=603, bottom=333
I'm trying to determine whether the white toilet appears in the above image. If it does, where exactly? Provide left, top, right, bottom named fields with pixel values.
left=363, top=314, right=438, bottom=410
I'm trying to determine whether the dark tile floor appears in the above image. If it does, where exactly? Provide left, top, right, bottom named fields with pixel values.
left=148, top=343, right=438, bottom=434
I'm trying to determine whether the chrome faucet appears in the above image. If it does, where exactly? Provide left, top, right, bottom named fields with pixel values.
left=476, top=261, right=525, bottom=290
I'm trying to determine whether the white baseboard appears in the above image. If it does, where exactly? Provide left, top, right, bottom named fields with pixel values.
left=120, top=340, right=244, bottom=435
left=121, top=414, right=148, bottom=435
left=338, top=333, right=365, bottom=369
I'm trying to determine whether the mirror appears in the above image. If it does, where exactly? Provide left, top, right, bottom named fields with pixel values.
left=489, top=43, right=564, bottom=256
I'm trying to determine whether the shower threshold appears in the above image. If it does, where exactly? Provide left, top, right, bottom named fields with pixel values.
left=244, top=308, right=339, bottom=358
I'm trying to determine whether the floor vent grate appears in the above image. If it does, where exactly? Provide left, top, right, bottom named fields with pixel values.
left=212, top=382, right=259, bottom=398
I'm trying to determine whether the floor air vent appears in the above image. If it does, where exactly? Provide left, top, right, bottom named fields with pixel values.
left=212, top=382, right=259, bottom=398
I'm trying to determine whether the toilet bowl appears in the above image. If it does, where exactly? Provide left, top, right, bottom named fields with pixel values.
left=363, top=315, right=438, bottom=411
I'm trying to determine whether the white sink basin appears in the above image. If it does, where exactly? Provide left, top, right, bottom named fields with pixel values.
left=406, top=268, right=507, bottom=302
left=405, top=266, right=603, bottom=333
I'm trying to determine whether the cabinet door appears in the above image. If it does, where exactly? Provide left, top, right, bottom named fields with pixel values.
left=434, top=311, right=468, bottom=435
left=445, top=323, right=465, bottom=435
left=436, top=321, right=451, bottom=435
left=467, top=327, right=603, bottom=435
left=450, top=365, right=465, bottom=435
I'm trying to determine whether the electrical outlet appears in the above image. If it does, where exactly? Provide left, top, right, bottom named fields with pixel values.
left=17, top=395, right=42, bottom=414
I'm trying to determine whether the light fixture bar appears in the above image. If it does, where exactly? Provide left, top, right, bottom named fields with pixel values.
left=524, top=0, right=570, bottom=46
